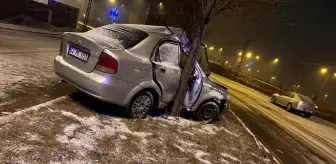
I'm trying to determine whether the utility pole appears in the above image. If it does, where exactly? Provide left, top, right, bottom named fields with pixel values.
left=83, top=0, right=93, bottom=32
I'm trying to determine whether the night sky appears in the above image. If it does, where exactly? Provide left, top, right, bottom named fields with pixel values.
left=205, top=0, right=336, bottom=106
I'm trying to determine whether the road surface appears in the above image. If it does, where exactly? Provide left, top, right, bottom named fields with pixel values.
left=211, top=74, right=336, bottom=164
left=0, top=28, right=335, bottom=164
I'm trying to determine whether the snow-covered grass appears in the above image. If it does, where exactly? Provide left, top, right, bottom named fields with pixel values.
left=0, top=96, right=277, bottom=164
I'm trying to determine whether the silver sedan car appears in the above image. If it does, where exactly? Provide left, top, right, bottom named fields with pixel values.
left=271, top=91, right=318, bottom=117
left=54, top=24, right=229, bottom=120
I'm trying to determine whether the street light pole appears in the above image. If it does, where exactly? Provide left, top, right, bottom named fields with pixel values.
left=316, top=75, right=330, bottom=101
left=83, top=0, right=93, bottom=32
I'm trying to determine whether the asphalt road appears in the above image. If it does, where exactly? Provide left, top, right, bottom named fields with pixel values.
left=0, top=28, right=336, bottom=164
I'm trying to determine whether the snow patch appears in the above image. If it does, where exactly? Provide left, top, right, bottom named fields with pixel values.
left=220, top=153, right=241, bottom=162
left=195, top=150, right=211, bottom=164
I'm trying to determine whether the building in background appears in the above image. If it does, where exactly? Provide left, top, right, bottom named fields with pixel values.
left=0, top=0, right=79, bottom=29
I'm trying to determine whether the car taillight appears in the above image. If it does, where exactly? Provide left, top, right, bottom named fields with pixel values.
left=95, top=51, right=118, bottom=74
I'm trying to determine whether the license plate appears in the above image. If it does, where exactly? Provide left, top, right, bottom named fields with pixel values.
left=68, top=47, right=89, bottom=62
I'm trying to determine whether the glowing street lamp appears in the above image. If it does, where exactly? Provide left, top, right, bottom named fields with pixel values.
left=256, top=55, right=260, bottom=60
left=209, top=46, right=214, bottom=51
left=225, top=61, right=229, bottom=64
left=246, top=52, right=252, bottom=59
left=109, top=0, right=116, bottom=4
left=238, top=52, right=243, bottom=56
left=273, top=58, right=279, bottom=64
left=257, top=70, right=260, bottom=73
left=316, top=67, right=336, bottom=100
left=219, top=48, right=223, bottom=52
left=320, top=68, right=328, bottom=74
left=248, top=68, right=251, bottom=72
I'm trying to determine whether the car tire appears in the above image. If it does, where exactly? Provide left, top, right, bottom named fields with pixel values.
left=128, top=91, right=154, bottom=119
left=271, top=96, right=276, bottom=104
left=195, top=101, right=219, bottom=122
left=286, top=103, right=292, bottom=112
left=304, top=113, right=312, bottom=118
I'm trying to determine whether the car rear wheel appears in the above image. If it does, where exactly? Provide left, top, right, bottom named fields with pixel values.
left=304, top=113, right=312, bottom=118
left=128, top=91, right=153, bottom=119
left=286, top=103, right=292, bottom=112
left=271, top=96, right=276, bottom=104
left=195, top=101, right=219, bottom=121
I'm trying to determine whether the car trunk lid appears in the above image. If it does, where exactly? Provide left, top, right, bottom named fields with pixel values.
left=61, top=32, right=122, bottom=73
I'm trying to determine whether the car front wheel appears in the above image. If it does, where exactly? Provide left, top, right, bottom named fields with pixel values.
left=195, top=101, right=219, bottom=121
left=128, top=91, right=154, bottom=119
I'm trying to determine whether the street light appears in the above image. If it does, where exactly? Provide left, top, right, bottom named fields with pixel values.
left=257, top=70, right=260, bottom=73
left=238, top=52, right=243, bottom=56
left=246, top=52, right=252, bottom=58
left=316, top=67, right=336, bottom=100
left=109, top=0, right=116, bottom=4
left=225, top=61, right=229, bottom=64
left=248, top=68, right=251, bottom=72
left=321, top=68, right=328, bottom=74
left=273, top=58, right=279, bottom=64
left=209, top=46, right=214, bottom=51
left=219, top=48, right=223, bottom=52
left=256, top=55, right=260, bottom=60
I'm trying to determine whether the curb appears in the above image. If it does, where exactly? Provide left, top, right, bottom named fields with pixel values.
left=0, top=23, right=63, bottom=36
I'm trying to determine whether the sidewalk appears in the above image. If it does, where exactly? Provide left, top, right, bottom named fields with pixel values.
left=0, top=23, right=63, bottom=36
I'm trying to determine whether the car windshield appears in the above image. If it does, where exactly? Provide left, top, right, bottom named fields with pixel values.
left=298, top=94, right=315, bottom=104
left=90, top=25, right=148, bottom=49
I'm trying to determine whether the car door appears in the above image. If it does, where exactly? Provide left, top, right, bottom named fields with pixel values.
left=152, top=41, right=181, bottom=103
left=277, top=91, right=289, bottom=106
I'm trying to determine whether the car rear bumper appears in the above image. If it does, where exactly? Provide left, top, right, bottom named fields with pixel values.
left=54, top=56, right=138, bottom=106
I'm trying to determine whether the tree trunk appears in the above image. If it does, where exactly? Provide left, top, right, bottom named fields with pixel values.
left=169, top=0, right=214, bottom=117
left=170, top=26, right=205, bottom=116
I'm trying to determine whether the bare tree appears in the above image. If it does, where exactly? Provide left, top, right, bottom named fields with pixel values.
left=169, top=0, right=289, bottom=117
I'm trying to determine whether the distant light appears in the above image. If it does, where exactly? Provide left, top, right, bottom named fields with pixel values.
left=109, top=8, right=119, bottom=20
left=83, top=14, right=86, bottom=17
left=121, top=4, right=124, bottom=7
left=334, top=73, right=336, bottom=77
left=238, top=52, right=243, bottom=56
left=257, top=70, right=260, bottom=73
left=271, top=76, right=276, bottom=80
left=320, top=68, right=328, bottom=74
left=209, top=46, right=214, bottom=51
left=273, top=58, right=279, bottom=64
left=245, top=64, right=249, bottom=67
left=219, top=48, right=223, bottom=52
left=248, top=68, right=251, bottom=72
left=297, top=85, right=300, bottom=88
left=325, top=94, right=328, bottom=97
left=225, top=61, right=229, bottom=64
left=256, top=55, right=260, bottom=60
left=109, top=0, right=116, bottom=4
left=246, top=52, right=252, bottom=58
left=159, top=2, right=163, bottom=6
left=205, top=44, right=208, bottom=48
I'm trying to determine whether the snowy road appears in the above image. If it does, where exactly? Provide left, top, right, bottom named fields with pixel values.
left=211, top=73, right=336, bottom=164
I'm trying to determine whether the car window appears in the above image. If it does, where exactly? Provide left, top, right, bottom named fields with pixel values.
left=158, top=42, right=180, bottom=66
left=298, top=94, right=315, bottom=104
left=90, top=25, right=148, bottom=49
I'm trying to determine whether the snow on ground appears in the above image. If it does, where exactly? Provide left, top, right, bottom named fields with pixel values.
left=0, top=96, right=277, bottom=164
left=211, top=73, right=336, bottom=163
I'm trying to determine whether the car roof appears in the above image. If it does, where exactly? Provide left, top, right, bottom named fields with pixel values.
left=120, top=24, right=184, bottom=36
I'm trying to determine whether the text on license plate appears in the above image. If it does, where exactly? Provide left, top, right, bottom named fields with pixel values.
left=68, top=47, right=89, bottom=61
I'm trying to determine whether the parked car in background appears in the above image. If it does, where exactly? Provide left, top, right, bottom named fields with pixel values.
left=54, top=24, right=229, bottom=121
left=271, top=91, right=318, bottom=117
